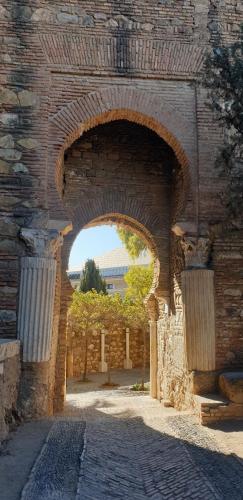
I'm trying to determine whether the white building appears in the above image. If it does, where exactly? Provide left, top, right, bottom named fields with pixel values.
left=68, top=247, right=151, bottom=296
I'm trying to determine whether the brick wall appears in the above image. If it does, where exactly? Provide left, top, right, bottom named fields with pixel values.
left=0, top=1, right=242, bottom=414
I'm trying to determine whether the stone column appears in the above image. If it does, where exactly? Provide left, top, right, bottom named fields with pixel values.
left=99, top=330, right=108, bottom=373
left=124, top=328, right=132, bottom=369
left=17, top=228, right=63, bottom=417
left=146, top=294, right=159, bottom=399
left=18, top=229, right=63, bottom=362
left=181, top=237, right=216, bottom=371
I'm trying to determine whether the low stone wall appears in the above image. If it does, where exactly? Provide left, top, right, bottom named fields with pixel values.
left=69, top=328, right=149, bottom=378
left=194, top=394, right=243, bottom=426
left=0, top=340, right=20, bottom=444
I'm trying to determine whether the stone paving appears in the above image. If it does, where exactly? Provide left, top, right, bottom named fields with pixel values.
left=1, top=369, right=243, bottom=499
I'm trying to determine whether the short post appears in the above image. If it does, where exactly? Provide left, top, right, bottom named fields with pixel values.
left=146, top=294, right=159, bottom=399
left=99, top=330, right=108, bottom=372
left=66, top=346, right=74, bottom=378
left=124, top=327, right=132, bottom=369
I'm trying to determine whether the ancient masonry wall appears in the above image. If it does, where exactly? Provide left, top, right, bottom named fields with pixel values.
left=70, top=327, right=150, bottom=378
left=0, top=340, right=20, bottom=444
left=0, top=1, right=242, bottom=415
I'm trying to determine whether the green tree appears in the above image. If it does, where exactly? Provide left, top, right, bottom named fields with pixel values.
left=203, top=26, right=243, bottom=222
left=80, top=259, right=107, bottom=293
left=116, top=228, right=147, bottom=259
left=68, top=290, right=104, bottom=381
left=124, top=264, right=153, bottom=302
left=68, top=290, right=124, bottom=384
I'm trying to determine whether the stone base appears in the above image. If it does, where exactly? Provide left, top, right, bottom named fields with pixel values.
left=190, top=370, right=219, bottom=395
left=99, top=361, right=108, bottom=373
left=17, top=361, right=50, bottom=419
left=194, top=394, right=243, bottom=426
left=0, top=340, right=20, bottom=444
left=124, top=359, right=133, bottom=369
left=219, top=372, right=243, bottom=404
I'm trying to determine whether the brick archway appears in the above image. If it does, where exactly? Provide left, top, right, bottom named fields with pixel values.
left=63, top=211, right=161, bottom=297
left=48, top=86, right=196, bottom=222
left=57, top=210, right=162, bottom=410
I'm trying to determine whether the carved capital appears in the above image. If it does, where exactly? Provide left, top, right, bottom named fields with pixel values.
left=181, top=237, right=210, bottom=269
left=20, top=228, right=63, bottom=258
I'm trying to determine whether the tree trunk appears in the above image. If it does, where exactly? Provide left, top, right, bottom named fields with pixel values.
left=83, top=334, right=88, bottom=382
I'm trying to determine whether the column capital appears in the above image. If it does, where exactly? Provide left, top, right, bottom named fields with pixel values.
left=181, top=236, right=210, bottom=270
left=20, top=228, right=63, bottom=258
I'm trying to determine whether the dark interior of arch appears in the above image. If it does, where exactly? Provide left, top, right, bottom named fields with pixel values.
left=62, top=120, right=181, bottom=236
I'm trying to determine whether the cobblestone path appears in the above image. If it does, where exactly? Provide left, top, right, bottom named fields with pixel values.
left=2, top=370, right=243, bottom=500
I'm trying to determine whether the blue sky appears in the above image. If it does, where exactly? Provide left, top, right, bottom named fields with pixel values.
left=69, top=225, right=122, bottom=269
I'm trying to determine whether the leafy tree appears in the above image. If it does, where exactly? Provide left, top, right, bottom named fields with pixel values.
left=124, top=264, right=153, bottom=302
left=68, top=290, right=104, bottom=381
left=95, top=293, right=124, bottom=385
left=116, top=227, right=147, bottom=259
left=68, top=290, right=124, bottom=384
left=123, top=264, right=153, bottom=388
left=80, top=259, right=107, bottom=293
left=203, top=26, right=243, bottom=223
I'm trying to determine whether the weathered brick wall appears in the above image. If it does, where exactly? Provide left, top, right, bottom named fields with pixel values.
left=213, top=232, right=243, bottom=370
left=70, top=328, right=149, bottom=377
left=0, top=0, right=242, bottom=414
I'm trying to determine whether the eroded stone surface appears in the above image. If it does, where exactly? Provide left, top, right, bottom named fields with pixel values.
left=219, top=372, right=243, bottom=404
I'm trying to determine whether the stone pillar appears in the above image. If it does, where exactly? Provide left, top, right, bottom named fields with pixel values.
left=17, top=228, right=63, bottom=417
left=146, top=294, right=159, bottom=399
left=18, top=257, right=57, bottom=362
left=18, top=229, right=62, bottom=362
left=124, top=328, right=132, bottom=369
left=99, top=330, right=108, bottom=373
left=181, top=237, right=216, bottom=371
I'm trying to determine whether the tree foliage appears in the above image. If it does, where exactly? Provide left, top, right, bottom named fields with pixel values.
left=80, top=259, right=107, bottom=293
left=124, top=264, right=153, bottom=302
left=203, top=26, right=243, bottom=222
left=68, top=290, right=124, bottom=382
left=116, top=227, right=147, bottom=259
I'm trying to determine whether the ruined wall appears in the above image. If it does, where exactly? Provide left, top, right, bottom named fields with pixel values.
left=70, top=328, right=149, bottom=377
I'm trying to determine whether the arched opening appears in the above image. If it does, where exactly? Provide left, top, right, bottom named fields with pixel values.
left=65, top=221, right=154, bottom=398
left=51, top=118, right=187, bottom=413
left=17, top=108, right=193, bottom=419
left=48, top=86, right=195, bottom=226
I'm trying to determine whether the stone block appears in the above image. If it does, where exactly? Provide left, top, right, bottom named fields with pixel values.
left=0, top=160, right=10, bottom=174
left=17, top=138, right=39, bottom=150
left=0, top=88, right=18, bottom=106
left=18, top=90, right=38, bottom=107
left=12, top=162, right=29, bottom=174
left=0, top=148, right=21, bottom=161
left=191, top=370, right=219, bottom=395
left=0, top=113, right=19, bottom=127
left=57, top=12, right=79, bottom=24
left=219, top=372, right=243, bottom=404
left=0, top=135, right=14, bottom=148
